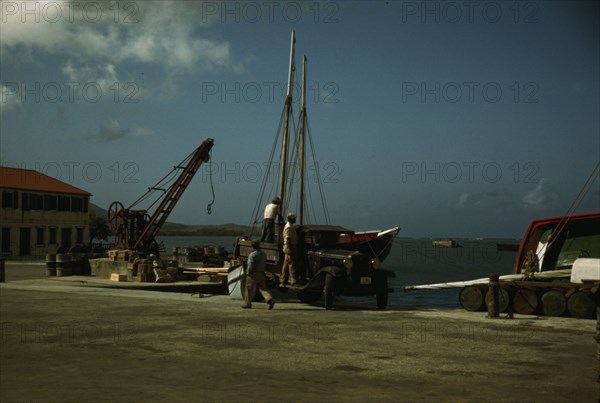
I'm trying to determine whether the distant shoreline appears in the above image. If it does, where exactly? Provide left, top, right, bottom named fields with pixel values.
left=157, top=223, right=251, bottom=237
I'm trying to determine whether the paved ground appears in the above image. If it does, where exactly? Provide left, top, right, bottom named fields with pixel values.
left=1, top=261, right=598, bottom=402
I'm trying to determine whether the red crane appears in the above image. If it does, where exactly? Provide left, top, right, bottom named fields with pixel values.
left=108, top=138, right=214, bottom=256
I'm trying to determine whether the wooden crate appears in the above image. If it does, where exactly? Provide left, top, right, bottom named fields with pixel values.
left=110, top=273, right=127, bottom=282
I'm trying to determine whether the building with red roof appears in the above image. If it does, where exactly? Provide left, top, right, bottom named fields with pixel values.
left=0, top=167, right=92, bottom=257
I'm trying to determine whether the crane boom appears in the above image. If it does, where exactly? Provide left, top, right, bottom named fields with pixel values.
left=108, top=138, right=214, bottom=256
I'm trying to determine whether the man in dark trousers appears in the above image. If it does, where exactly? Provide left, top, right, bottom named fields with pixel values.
left=242, top=240, right=275, bottom=310
left=261, top=197, right=282, bottom=243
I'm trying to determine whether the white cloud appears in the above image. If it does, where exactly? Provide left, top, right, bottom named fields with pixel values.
left=452, top=188, right=516, bottom=214
left=0, top=84, right=22, bottom=114
left=456, top=193, right=469, bottom=207
left=61, top=62, right=120, bottom=96
left=1, top=1, right=239, bottom=75
left=522, top=178, right=559, bottom=209
left=88, top=119, right=152, bottom=142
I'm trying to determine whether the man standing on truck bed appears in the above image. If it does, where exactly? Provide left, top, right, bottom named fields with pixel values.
left=242, top=240, right=275, bottom=310
left=280, top=212, right=298, bottom=287
left=261, top=197, right=282, bottom=243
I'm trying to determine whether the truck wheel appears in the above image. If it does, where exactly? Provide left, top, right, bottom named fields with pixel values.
left=375, top=276, right=388, bottom=310
left=324, top=273, right=334, bottom=310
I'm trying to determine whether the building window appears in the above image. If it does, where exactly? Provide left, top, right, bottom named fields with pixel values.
left=23, top=193, right=44, bottom=211
left=22, top=192, right=30, bottom=210
left=30, top=194, right=44, bottom=210
left=44, top=195, right=57, bottom=211
left=61, top=228, right=72, bottom=248
left=76, top=227, right=84, bottom=244
left=36, top=227, right=45, bottom=245
left=2, top=190, right=18, bottom=209
left=58, top=196, right=70, bottom=211
left=71, top=197, right=83, bottom=212
left=49, top=227, right=57, bottom=245
left=1, top=228, right=10, bottom=255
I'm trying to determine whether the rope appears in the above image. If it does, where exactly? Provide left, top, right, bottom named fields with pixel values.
left=535, top=160, right=600, bottom=266
left=306, top=119, right=330, bottom=224
left=364, top=231, right=398, bottom=262
left=550, top=160, right=599, bottom=244
left=206, top=149, right=215, bottom=215
left=247, top=106, right=286, bottom=237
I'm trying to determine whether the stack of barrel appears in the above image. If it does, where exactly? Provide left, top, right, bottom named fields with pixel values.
left=174, top=245, right=228, bottom=266
left=459, top=284, right=596, bottom=319
left=46, top=252, right=95, bottom=277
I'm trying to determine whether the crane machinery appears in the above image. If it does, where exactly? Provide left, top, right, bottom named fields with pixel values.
left=107, top=138, right=214, bottom=257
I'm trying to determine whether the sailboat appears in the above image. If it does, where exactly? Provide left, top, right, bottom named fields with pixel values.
left=228, top=32, right=399, bottom=305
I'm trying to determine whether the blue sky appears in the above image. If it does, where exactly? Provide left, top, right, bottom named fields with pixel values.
left=1, top=1, right=598, bottom=237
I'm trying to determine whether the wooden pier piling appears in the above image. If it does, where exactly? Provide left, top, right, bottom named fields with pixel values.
left=487, top=274, right=500, bottom=319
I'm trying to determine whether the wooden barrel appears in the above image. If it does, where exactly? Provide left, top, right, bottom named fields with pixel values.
left=567, top=291, right=595, bottom=319
left=45, top=253, right=56, bottom=276
left=486, top=287, right=510, bottom=313
left=56, top=253, right=72, bottom=277
left=459, top=286, right=485, bottom=312
left=513, top=288, right=539, bottom=315
left=541, top=290, right=567, bottom=317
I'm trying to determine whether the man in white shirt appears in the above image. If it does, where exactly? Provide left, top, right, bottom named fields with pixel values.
left=261, top=196, right=282, bottom=243
left=280, top=212, right=298, bottom=286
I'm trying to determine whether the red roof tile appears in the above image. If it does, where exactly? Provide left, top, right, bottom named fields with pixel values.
left=0, top=167, right=91, bottom=196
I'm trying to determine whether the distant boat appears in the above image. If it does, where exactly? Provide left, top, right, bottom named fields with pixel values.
left=432, top=239, right=462, bottom=248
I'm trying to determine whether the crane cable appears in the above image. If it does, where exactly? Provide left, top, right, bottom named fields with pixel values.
left=206, top=149, right=215, bottom=215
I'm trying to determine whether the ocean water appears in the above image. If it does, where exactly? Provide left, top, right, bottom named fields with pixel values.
left=157, top=236, right=519, bottom=308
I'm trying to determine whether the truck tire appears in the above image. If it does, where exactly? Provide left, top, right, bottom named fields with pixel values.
left=375, top=276, right=388, bottom=310
left=324, top=273, right=334, bottom=310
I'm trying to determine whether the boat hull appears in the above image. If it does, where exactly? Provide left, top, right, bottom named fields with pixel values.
left=337, top=227, right=399, bottom=262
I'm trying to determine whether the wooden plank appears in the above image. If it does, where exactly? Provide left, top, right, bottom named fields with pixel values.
left=182, top=267, right=229, bottom=274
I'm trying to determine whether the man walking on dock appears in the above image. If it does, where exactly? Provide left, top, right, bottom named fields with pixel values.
left=242, top=240, right=275, bottom=310
left=280, top=212, right=298, bottom=286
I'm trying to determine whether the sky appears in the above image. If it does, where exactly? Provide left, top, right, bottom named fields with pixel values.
left=1, top=0, right=599, bottom=238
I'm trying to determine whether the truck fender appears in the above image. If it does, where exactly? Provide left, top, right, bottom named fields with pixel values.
left=297, top=266, right=344, bottom=292
left=317, top=266, right=345, bottom=278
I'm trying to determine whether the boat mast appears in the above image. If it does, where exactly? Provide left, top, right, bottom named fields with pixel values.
left=298, top=55, right=307, bottom=225
left=278, top=30, right=296, bottom=215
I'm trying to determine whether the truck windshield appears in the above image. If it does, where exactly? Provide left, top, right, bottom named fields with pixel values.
left=540, top=219, right=600, bottom=271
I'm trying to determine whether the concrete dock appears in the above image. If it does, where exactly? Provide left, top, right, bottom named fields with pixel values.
left=1, top=261, right=598, bottom=402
